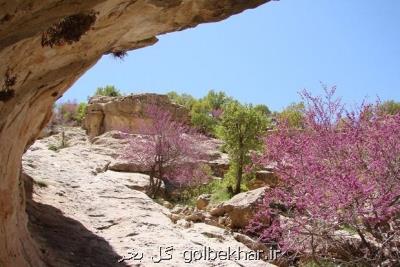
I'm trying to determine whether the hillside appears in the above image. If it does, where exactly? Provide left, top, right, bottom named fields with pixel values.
left=23, top=127, right=274, bottom=267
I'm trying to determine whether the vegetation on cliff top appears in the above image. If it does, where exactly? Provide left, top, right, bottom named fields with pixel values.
left=94, top=85, right=122, bottom=97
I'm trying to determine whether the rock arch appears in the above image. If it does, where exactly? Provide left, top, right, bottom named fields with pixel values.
left=0, top=1, right=269, bottom=266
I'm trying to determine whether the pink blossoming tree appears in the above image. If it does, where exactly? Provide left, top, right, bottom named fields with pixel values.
left=247, top=87, right=400, bottom=265
left=123, top=105, right=210, bottom=198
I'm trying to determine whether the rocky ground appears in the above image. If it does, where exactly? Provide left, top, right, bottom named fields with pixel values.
left=22, top=127, right=275, bottom=267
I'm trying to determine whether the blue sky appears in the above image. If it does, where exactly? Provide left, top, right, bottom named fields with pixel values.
left=63, top=0, right=400, bottom=111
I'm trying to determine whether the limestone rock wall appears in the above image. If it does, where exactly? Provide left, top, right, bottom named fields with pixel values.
left=84, top=93, right=190, bottom=138
left=0, top=0, right=269, bottom=266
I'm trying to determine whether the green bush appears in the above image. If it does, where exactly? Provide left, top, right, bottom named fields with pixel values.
left=48, top=144, right=59, bottom=152
left=94, top=85, right=122, bottom=97
left=47, top=131, right=69, bottom=151
left=378, top=100, right=400, bottom=115
left=278, top=102, right=305, bottom=128
left=208, top=178, right=233, bottom=204
left=75, top=102, right=87, bottom=123
left=177, top=178, right=233, bottom=206
left=167, top=90, right=240, bottom=136
left=190, top=101, right=218, bottom=135
left=167, top=91, right=196, bottom=109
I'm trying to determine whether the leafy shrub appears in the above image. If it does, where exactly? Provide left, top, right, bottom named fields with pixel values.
left=94, top=85, right=122, bottom=97
left=76, top=102, right=87, bottom=123
left=254, top=104, right=271, bottom=117
left=167, top=91, right=196, bottom=109
left=47, top=131, right=69, bottom=151
left=167, top=90, right=247, bottom=136
left=190, top=101, right=219, bottom=135
left=111, top=51, right=128, bottom=60
left=177, top=177, right=232, bottom=206
left=48, top=144, right=59, bottom=152
left=277, top=102, right=305, bottom=128
left=378, top=100, right=400, bottom=115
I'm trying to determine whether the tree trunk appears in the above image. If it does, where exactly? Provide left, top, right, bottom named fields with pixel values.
left=148, top=159, right=163, bottom=199
left=234, top=146, right=244, bottom=195
left=148, top=166, right=156, bottom=198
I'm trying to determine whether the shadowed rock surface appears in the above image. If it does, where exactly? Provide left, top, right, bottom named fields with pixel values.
left=22, top=128, right=274, bottom=266
left=0, top=1, right=270, bottom=265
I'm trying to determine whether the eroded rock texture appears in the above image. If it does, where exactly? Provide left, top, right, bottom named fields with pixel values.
left=22, top=127, right=274, bottom=266
left=84, top=94, right=190, bottom=138
left=0, top=1, right=269, bottom=266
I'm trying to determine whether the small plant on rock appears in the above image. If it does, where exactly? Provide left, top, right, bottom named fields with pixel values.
left=48, top=144, right=59, bottom=152
left=111, top=50, right=128, bottom=60
left=47, top=130, right=69, bottom=151
left=0, top=70, right=16, bottom=102
left=41, top=12, right=97, bottom=47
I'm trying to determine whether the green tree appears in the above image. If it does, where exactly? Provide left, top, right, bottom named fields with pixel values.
left=190, top=101, right=217, bottom=135
left=217, top=102, right=268, bottom=195
left=378, top=100, right=400, bottom=115
left=167, top=90, right=235, bottom=136
left=75, top=102, right=87, bottom=123
left=94, top=85, right=122, bottom=97
left=167, top=91, right=196, bottom=109
left=191, top=90, right=234, bottom=135
left=254, top=104, right=271, bottom=117
left=203, top=90, right=233, bottom=110
left=278, top=102, right=305, bottom=128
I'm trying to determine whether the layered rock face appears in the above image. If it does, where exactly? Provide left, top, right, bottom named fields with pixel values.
left=0, top=1, right=270, bottom=266
left=84, top=94, right=190, bottom=138
left=22, top=127, right=274, bottom=266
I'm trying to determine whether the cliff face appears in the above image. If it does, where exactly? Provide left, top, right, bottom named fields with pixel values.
left=84, top=94, right=190, bottom=138
left=0, top=1, right=269, bottom=266
left=22, top=127, right=274, bottom=267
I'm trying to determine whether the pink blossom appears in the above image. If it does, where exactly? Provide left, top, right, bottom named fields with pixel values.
left=123, top=104, right=210, bottom=196
left=247, top=87, right=400, bottom=264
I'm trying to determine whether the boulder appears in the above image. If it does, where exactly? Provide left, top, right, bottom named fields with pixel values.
left=176, top=219, right=193, bottom=229
left=210, top=203, right=227, bottom=217
left=213, top=187, right=267, bottom=229
left=248, top=170, right=279, bottom=189
left=185, top=211, right=206, bottom=223
left=196, top=194, right=211, bottom=210
left=233, top=233, right=270, bottom=259
left=83, top=94, right=190, bottom=138
left=171, top=205, right=185, bottom=215
left=162, top=200, right=173, bottom=209
left=169, top=213, right=182, bottom=224
left=107, top=159, right=147, bottom=173
left=208, top=158, right=230, bottom=177
left=197, top=138, right=230, bottom=177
